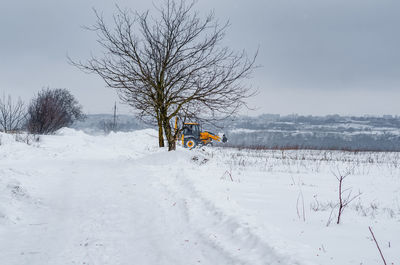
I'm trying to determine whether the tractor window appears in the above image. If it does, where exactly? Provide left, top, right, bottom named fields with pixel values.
left=183, top=124, right=200, bottom=137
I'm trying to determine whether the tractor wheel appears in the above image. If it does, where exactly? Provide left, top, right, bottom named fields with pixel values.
left=185, top=138, right=197, bottom=149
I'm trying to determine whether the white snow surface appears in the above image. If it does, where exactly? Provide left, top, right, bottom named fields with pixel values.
left=0, top=129, right=399, bottom=265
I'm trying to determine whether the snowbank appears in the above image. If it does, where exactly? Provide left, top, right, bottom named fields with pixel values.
left=0, top=132, right=17, bottom=146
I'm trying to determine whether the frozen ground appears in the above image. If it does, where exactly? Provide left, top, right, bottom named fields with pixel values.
left=0, top=129, right=399, bottom=265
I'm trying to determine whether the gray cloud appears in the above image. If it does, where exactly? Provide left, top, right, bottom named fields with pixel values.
left=1, top=0, right=399, bottom=115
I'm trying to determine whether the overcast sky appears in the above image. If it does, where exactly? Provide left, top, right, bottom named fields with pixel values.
left=1, top=0, right=399, bottom=116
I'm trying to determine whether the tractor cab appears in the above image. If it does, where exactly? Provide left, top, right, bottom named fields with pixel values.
left=182, top=123, right=200, bottom=138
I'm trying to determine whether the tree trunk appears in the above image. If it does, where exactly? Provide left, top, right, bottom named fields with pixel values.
left=158, top=119, right=164, bottom=147
left=163, top=118, right=176, bottom=151
left=168, top=138, right=176, bottom=151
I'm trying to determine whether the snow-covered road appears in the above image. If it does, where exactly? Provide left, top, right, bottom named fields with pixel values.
left=0, top=129, right=292, bottom=265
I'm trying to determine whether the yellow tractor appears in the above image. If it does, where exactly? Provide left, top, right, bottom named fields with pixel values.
left=180, top=122, right=227, bottom=148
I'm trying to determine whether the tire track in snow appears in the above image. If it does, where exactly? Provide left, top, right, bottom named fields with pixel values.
left=3, top=153, right=253, bottom=265
left=158, top=166, right=306, bottom=265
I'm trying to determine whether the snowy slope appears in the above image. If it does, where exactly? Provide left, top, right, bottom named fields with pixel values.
left=0, top=130, right=399, bottom=265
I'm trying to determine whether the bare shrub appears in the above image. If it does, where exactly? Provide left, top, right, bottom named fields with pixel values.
left=332, top=166, right=362, bottom=224
left=310, top=195, right=321, bottom=212
left=0, top=94, right=26, bottom=133
left=14, top=132, right=40, bottom=145
left=100, top=120, right=117, bottom=134
left=27, top=88, right=85, bottom=134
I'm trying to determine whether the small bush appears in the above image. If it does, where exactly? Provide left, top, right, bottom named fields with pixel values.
left=27, top=88, right=85, bottom=134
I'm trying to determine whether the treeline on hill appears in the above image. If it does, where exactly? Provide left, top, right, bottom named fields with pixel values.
left=223, top=114, right=400, bottom=152
left=226, top=131, right=400, bottom=152
left=0, top=88, right=84, bottom=135
left=73, top=114, right=400, bottom=152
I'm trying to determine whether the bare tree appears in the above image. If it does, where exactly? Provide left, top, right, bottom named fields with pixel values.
left=27, top=88, right=85, bottom=134
left=70, top=0, right=257, bottom=150
left=0, top=94, right=26, bottom=133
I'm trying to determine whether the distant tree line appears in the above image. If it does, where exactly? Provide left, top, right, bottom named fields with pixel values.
left=70, top=114, right=146, bottom=134
left=200, top=114, right=400, bottom=151
left=228, top=114, right=400, bottom=131
left=225, top=128, right=400, bottom=152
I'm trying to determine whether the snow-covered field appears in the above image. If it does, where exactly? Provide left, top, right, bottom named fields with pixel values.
left=0, top=129, right=399, bottom=265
